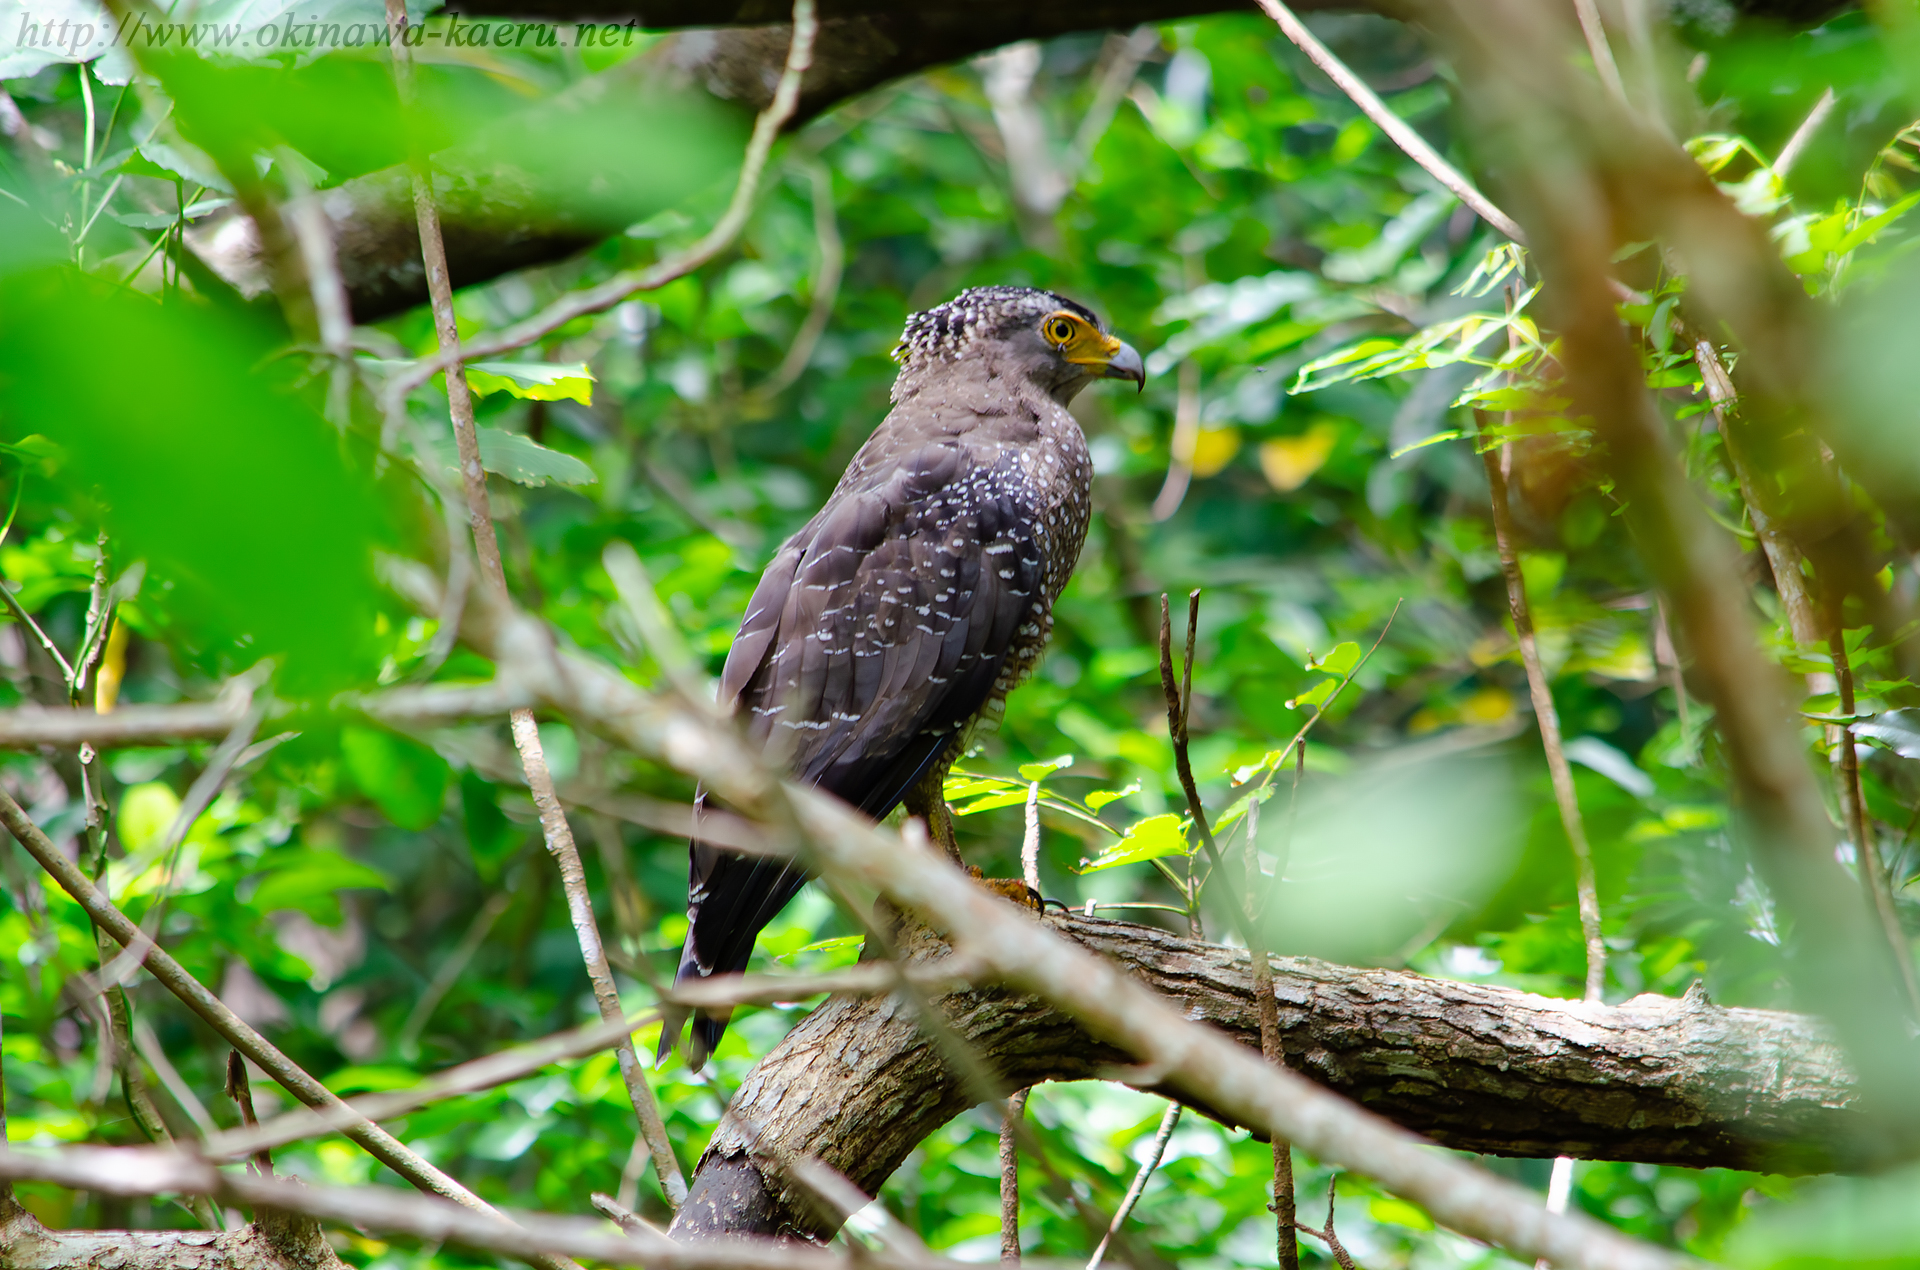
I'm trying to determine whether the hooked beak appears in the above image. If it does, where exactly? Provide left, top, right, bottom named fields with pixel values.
left=1078, top=337, right=1145, bottom=392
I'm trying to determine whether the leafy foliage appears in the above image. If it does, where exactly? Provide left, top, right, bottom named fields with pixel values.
left=3, top=5, right=1920, bottom=1267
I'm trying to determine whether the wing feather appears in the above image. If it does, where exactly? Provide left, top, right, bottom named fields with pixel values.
left=668, top=440, right=1050, bottom=1064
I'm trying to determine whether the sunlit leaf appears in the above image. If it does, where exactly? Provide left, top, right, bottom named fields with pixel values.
left=953, top=789, right=1032, bottom=816
left=466, top=361, right=595, bottom=404
left=1286, top=677, right=1338, bottom=710
left=1076, top=814, right=1189, bottom=873
left=1313, top=641, right=1362, bottom=677
left=1017, top=754, right=1073, bottom=781
left=1084, top=782, right=1141, bottom=812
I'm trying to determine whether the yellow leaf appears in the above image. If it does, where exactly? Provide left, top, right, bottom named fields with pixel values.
left=1459, top=685, right=1513, bottom=725
left=93, top=617, right=129, bottom=712
left=1190, top=426, right=1241, bottom=478
left=1259, top=422, right=1339, bottom=492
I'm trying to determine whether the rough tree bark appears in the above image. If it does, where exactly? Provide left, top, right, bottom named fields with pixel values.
left=0, top=1192, right=344, bottom=1270
left=672, top=913, right=1857, bottom=1243
left=189, top=0, right=1837, bottom=321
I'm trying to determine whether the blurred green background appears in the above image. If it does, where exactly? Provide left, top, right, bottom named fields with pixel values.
left=5, top=5, right=1920, bottom=1267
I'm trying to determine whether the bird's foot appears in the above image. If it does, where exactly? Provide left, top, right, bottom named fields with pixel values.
left=966, top=867, right=1045, bottom=912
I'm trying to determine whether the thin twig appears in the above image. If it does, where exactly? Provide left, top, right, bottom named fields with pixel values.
left=0, top=701, right=247, bottom=749
left=1084, top=1102, right=1179, bottom=1270
left=0, top=999, right=10, bottom=1219
left=1534, top=1155, right=1575, bottom=1270
left=379, top=0, right=818, bottom=414
left=1829, top=630, right=1920, bottom=1018
left=512, top=708, right=688, bottom=1206
left=1000, top=1089, right=1029, bottom=1262
left=1022, top=781, right=1042, bottom=893
left=1695, top=340, right=1827, bottom=668
left=591, top=1191, right=666, bottom=1238
left=0, top=580, right=74, bottom=683
left=757, top=156, right=843, bottom=396
left=1774, top=86, right=1835, bottom=178
left=1696, top=336, right=1916, bottom=1014
left=1292, top=1175, right=1359, bottom=1270
left=1572, top=0, right=1628, bottom=108
left=225, top=1051, right=274, bottom=1177
left=1150, top=336, right=1201, bottom=523
left=1242, top=803, right=1296, bottom=1270
left=129, top=1018, right=217, bottom=1141
left=1066, top=27, right=1161, bottom=183
left=119, top=701, right=267, bottom=965
left=387, top=0, right=688, bottom=1206
left=1158, top=592, right=1254, bottom=947
left=0, top=1144, right=979, bottom=1270
left=1476, top=410, right=1604, bottom=1004
left=1242, top=601, right=1401, bottom=823
left=205, top=1009, right=674, bottom=1163
left=1256, top=0, right=1527, bottom=243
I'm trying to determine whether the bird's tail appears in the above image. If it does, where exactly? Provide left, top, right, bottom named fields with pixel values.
left=656, top=935, right=737, bottom=1070
left=657, top=850, right=809, bottom=1068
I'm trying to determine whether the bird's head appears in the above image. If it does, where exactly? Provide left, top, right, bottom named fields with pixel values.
left=893, top=286, right=1145, bottom=404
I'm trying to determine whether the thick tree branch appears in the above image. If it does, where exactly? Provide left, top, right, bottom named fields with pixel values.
left=669, top=915, right=1858, bottom=1244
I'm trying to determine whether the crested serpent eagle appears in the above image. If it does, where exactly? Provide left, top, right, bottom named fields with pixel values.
left=664, top=286, right=1144, bottom=1064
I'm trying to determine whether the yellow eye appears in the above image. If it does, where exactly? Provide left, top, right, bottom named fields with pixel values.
left=1046, top=316, right=1077, bottom=343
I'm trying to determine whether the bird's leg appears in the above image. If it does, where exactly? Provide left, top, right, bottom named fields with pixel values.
left=904, top=770, right=965, bottom=867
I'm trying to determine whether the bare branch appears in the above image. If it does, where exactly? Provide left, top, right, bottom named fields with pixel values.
left=755, top=155, right=844, bottom=396
left=378, top=0, right=818, bottom=411
left=1773, top=86, right=1835, bottom=177
left=0, top=1145, right=987, bottom=1270
left=1085, top=1103, right=1179, bottom=1270
left=1256, top=0, right=1526, bottom=243
left=1477, top=423, right=1605, bottom=1004
left=999, top=1088, right=1029, bottom=1262
left=387, top=0, right=705, bottom=1205
left=0, top=702, right=248, bottom=749
left=0, top=789, right=544, bottom=1242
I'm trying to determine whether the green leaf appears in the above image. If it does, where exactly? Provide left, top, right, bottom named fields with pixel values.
left=1214, top=783, right=1275, bottom=832
left=466, top=361, right=595, bottom=404
left=0, top=268, right=398, bottom=691
left=250, top=847, right=390, bottom=917
left=775, top=934, right=864, bottom=964
left=953, top=789, right=1032, bottom=816
left=1084, top=781, right=1141, bottom=812
left=326, top=1066, right=421, bottom=1094
left=1286, top=677, right=1338, bottom=710
left=477, top=428, right=597, bottom=488
left=1313, top=640, right=1362, bottom=677
left=942, top=774, right=1011, bottom=801
left=1388, top=429, right=1459, bottom=459
left=1076, top=814, right=1189, bottom=873
left=1017, top=754, right=1073, bottom=781
left=341, top=726, right=451, bottom=831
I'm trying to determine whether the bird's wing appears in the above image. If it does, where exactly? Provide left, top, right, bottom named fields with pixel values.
left=674, top=440, right=1045, bottom=1000
left=744, top=438, right=1046, bottom=812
